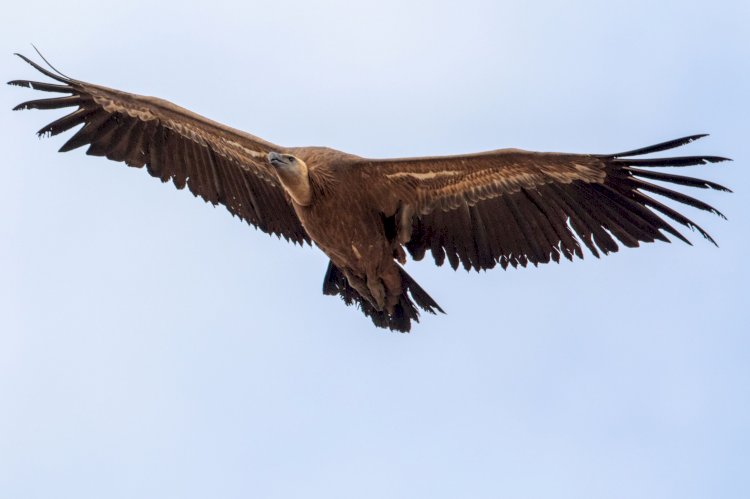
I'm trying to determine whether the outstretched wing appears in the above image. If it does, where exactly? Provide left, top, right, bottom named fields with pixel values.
left=356, top=135, right=730, bottom=270
left=9, top=53, right=309, bottom=245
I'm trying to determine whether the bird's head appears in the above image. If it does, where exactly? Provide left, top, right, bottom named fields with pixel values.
left=267, top=151, right=300, bottom=170
left=267, top=151, right=312, bottom=205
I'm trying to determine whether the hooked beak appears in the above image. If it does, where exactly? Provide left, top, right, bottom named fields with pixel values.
left=268, top=152, right=287, bottom=167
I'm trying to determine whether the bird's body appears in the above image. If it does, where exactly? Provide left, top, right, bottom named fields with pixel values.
left=10, top=53, right=731, bottom=331
left=291, top=150, right=399, bottom=307
left=275, top=147, right=428, bottom=319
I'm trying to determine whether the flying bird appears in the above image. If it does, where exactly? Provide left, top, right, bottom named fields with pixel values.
left=10, top=53, right=731, bottom=332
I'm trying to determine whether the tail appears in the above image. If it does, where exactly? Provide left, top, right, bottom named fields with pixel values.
left=322, top=261, right=444, bottom=332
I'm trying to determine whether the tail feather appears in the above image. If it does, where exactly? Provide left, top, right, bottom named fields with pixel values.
left=398, top=266, right=444, bottom=314
left=322, top=261, right=444, bottom=332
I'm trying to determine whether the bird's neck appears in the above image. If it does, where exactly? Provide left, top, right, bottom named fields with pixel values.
left=276, top=160, right=312, bottom=206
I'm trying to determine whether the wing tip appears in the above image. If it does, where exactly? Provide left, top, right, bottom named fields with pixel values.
left=14, top=52, right=34, bottom=65
left=605, top=133, right=718, bottom=159
left=703, top=232, right=719, bottom=247
left=12, top=51, right=71, bottom=83
left=674, top=133, right=710, bottom=146
left=711, top=156, right=733, bottom=163
left=688, top=132, right=709, bottom=141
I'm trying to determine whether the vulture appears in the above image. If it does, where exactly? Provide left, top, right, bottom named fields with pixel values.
left=10, top=53, right=731, bottom=332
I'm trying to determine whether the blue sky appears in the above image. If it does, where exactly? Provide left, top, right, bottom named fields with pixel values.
left=1, top=1, right=748, bottom=498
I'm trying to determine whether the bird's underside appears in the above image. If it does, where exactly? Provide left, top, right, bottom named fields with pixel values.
left=10, top=53, right=731, bottom=332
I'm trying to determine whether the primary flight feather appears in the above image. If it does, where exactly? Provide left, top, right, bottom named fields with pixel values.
left=10, top=53, right=731, bottom=332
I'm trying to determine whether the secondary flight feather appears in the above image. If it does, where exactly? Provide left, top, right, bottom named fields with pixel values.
left=10, top=53, right=731, bottom=332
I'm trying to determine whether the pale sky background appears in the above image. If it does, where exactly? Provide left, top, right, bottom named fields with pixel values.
left=1, top=1, right=748, bottom=498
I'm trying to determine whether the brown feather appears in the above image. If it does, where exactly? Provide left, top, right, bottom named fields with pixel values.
left=519, top=189, right=562, bottom=263
left=37, top=107, right=95, bottom=137
left=11, top=53, right=730, bottom=333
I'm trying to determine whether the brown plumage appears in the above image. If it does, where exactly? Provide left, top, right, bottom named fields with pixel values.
left=10, top=53, right=731, bottom=332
